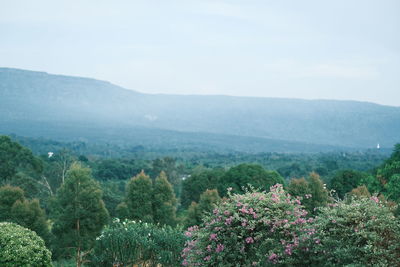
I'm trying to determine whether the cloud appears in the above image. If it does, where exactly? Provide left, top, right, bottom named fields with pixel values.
left=264, top=59, right=380, bottom=80
left=303, top=63, right=379, bottom=79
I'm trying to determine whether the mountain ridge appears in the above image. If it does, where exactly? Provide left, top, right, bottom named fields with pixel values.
left=1, top=67, right=399, bottom=150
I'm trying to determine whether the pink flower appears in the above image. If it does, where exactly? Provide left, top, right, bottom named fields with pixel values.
left=185, top=231, right=192, bottom=237
left=285, top=246, right=292, bottom=255
left=370, top=196, right=379, bottom=203
left=225, top=216, right=233, bottom=225
left=245, top=237, right=254, bottom=244
left=268, top=253, right=278, bottom=261
left=239, top=207, right=249, bottom=214
left=216, top=243, right=224, bottom=253
left=209, top=233, right=217, bottom=241
left=204, top=255, right=211, bottom=261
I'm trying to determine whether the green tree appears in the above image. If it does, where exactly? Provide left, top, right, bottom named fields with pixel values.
left=287, top=173, right=329, bottom=213
left=0, top=185, right=24, bottom=221
left=181, top=168, right=223, bottom=208
left=185, top=189, right=221, bottom=227
left=185, top=201, right=200, bottom=227
left=150, top=157, right=181, bottom=196
left=218, top=164, right=284, bottom=196
left=116, top=201, right=129, bottom=220
left=0, top=185, right=50, bottom=244
left=153, top=171, right=177, bottom=226
left=0, top=135, right=43, bottom=183
left=126, top=171, right=153, bottom=223
left=349, top=185, right=371, bottom=198
left=330, top=170, right=366, bottom=199
left=308, top=172, right=329, bottom=212
left=377, top=144, right=400, bottom=202
left=0, top=222, right=52, bottom=267
left=386, top=174, right=400, bottom=202
left=52, top=162, right=109, bottom=266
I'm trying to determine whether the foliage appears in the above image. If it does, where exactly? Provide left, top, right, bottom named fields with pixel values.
left=386, top=174, right=400, bottom=203
left=287, top=173, right=329, bottom=214
left=185, top=189, right=221, bottom=227
left=0, top=222, right=52, bottom=267
left=218, top=164, right=285, bottom=196
left=0, top=185, right=50, bottom=244
left=52, top=162, right=109, bottom=261
left=94, top=159, right=145, bottom=181
left=90, top=219, right=187, bottom=267
left=150, top=157, right=181, bottom=195
left=182, top=185, right=314, bottom=266
left=307, top=172, right=329, bottom=213
left=330, top=169, right=366, bottom=199
left=349, top=185, right=371, bottom=198
left=115, top=201, right=129, bottom=220
left=0, top=135, right=43, bottom=183
left=181, top=168, right=223, bottom=208
left=0, top=185, right=24, bottom=220
left=125, top=171, right=153, bottom=223
left=99, top=180, right=125, bottom=217
left=309, top=196, right=400, bottom=266
left=153, top=171, right=177, bottom=226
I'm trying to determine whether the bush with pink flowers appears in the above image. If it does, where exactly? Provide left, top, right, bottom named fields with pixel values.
left=181, top=185, right=315, bottom=266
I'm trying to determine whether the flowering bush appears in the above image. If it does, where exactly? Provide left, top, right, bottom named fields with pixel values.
left=0, top=222, right=52, bottom=267
left=182, top=185, right=315, bottom=266
left=90, top=219, right=187, bottom=267
left=308, top=196, right=400, bottom=266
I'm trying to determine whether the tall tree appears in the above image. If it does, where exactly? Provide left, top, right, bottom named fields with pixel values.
left=330, top=170, right=366, bottom=199
left=151, top=157, right=181, bottom=196
left=185, top=189, right=221, bottom=227
left=0, top=135, right=43, bottom=183
left=153, top=171, right=177, bottom=226
left=308, top=172, right=329, bottom=212
left=126, top=170, right=153, bottom=223
left=181, top=168, right=223, bottom=208
left=0, top=185, right=50, bottom=244
left=52, top=162, right=109, bottom=266
left=218, top=164, right=284, bottom=196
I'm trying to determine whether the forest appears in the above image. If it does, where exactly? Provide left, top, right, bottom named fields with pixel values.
left=0, top=134, right=399, bottom=266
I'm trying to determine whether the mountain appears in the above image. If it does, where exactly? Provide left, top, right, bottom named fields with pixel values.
left=1, top=67, right=399, bottom=151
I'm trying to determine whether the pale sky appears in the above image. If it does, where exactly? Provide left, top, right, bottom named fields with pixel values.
left=1, top=0, right=399, bottom=106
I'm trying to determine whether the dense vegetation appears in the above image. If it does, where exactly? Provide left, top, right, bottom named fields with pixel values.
left=0, top=134, right=399, bottom=266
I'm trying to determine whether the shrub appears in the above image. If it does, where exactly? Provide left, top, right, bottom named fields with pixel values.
left=0, top=222, right=52, bottom=267
left=90, top=219, right=187, bottom=267
left=182, top=185, right=315, bottom=266
left=309, top=196, right=400, bottom=266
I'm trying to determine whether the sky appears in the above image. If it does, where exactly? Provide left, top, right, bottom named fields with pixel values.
left=1, top=0, right=399, bottom=106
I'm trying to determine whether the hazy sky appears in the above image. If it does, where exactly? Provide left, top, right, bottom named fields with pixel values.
left=1, top=0, right=399, bottom=106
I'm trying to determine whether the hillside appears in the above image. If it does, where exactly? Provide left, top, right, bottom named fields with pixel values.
left=1, top=67, right=399, bottom=150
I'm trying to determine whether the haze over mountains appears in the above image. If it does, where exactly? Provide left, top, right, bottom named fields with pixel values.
left=1, top=67, right=399, bottom=152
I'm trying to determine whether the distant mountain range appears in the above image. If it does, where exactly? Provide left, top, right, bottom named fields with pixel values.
left=1, top=67, right=399, bottom=152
